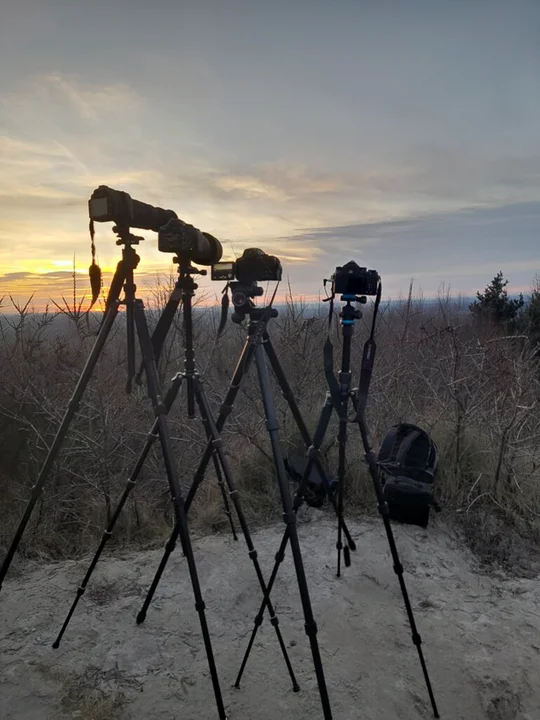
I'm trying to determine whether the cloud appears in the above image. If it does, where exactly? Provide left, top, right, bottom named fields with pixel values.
left=285, top=201, right=540, bottom=295
left=1, top=73, right=140, bottom=129
left=42, top=73, right=140, bottom=123
left=2, top=67, right=540, bottom=307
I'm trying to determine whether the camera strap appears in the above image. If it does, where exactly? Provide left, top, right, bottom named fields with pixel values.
left=355, top=281, right=381, bottom=420
left=217, top=284, right=230, bottom=338
left=88, top=219, right=102, bottom=309
left=323, top=290, right=342, bottom=411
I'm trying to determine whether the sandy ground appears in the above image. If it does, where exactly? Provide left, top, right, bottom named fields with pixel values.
left=1, top=515, right=539, bottom=720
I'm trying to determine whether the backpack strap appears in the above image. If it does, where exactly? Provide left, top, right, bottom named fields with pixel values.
left=393, top=426, right=422, bottom=469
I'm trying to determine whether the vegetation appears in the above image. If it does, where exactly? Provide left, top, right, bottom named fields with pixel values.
left=469, top=270, right=524, bottom=330
left=1, top=271, right=540, bottom=575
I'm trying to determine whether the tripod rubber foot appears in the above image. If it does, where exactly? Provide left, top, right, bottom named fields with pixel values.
left=344, top=546, right=351, bottom=567
left=52, top=641, right=60, bottom=649
left=293, top=683, right=300, bottom=693
left=136, top=611, right=146, bottom=625
left=349, top=539, right=357, bottom=551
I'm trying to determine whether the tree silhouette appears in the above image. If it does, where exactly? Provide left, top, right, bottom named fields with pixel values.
left=469, top=271, right=524, bottom=329
left=521, top=274, right=540, bottom=349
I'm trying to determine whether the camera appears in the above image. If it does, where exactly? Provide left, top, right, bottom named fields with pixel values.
left=332, top=261, right=379, bottom=296
left=158, top=218, right=223, bottom=266
left=211, top=248, right=282, bottom=284
left=89, top=185, right=177, bottom=232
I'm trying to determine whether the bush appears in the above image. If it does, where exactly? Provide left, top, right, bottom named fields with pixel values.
left=1, top=282, right=540, bottom=566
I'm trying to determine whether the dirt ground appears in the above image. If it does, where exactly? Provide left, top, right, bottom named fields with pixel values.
left=1, top=515, right=539, bottom=720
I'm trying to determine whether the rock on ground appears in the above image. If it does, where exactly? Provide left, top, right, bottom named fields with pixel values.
left=1, top=518, right=539, bottom=719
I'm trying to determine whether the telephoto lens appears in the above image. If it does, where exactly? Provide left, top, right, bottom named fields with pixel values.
left=157, top=218, right=223, bottom=266
left=88, top=186, right=177, bottom=232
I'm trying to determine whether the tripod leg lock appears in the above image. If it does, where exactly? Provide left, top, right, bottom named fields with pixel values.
left=336, top=540, right=343, bottom=551
left=220, top=402, right=234, bottom=419
left=282, top=511, right=296, bottom=526
left=248, top=549, right=258, bottom=561
left=275, top=549, right=285, bottom=563
left=412, top=631, right=422, bottom=647
left=165, top=536, right=177, bottom=553
left=195, top=600, right=206, bottom=613
left=393, top=562, right=404, bottom=575
left=304, top=620, right=318, bottom=638
left=306, top=445, right=318, bottom=460
left=254, top=612, right=264, bottom=627
left=153, top=401, right=167, bottom=417
left=228, top=489, right=240, bottom=501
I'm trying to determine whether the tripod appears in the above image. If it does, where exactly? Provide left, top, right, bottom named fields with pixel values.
left=129, top=288, right=337, bottom=719
left=0, top=229, right=228, bottom=720
left=244, top=288, right=441, bottom=718
left=51, top=263, right=305, bottom=700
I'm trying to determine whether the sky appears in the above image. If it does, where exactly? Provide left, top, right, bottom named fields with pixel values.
left=1, top=0, right=540, bottom=310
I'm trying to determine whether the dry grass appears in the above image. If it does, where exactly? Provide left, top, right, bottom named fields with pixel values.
left=38, top=665, right=134, bottom=719
left=1, top=285, right=540, bottom=570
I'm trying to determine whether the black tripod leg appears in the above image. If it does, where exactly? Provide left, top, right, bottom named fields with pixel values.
left=198, top=403, right=238, bottom=542
left=335, top=400, right=347, bottom=578
left=236, top=390, right=353, bottom=681
left=254, top=343, right=333, bottom=720
left=185, top=330, right=260, bottom=509
left=133, top=300, right=227, bottom=720
left=52, top=373, right=184, bottom=647
left=135, top=288, right=182, bottom=384
left=193, top=375, right=299, bottom=692
left=353, top=399, right=440, bottom=719
left=125, top=289, right=136, bottom=394
left=211, top=452, right=238, bottom=541
left=137, top=330, right=261, bottom=621
left=0, top=301, right=120, bottom=591
left=263, top=339, right=355, bottom=556
left=235, top=524, right=291, bottom=687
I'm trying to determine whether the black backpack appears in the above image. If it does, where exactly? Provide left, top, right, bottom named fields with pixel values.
left=377, top=423, right=441, bottom=528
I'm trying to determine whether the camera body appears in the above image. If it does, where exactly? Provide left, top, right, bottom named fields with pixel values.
left=333, top=261, right=379, bottom=296
left=211, top=248, right=282, bottom=284
left=157, top=219, right=200, bottom=254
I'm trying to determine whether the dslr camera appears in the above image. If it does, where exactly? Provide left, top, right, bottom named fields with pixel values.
left=332, top=261, right=380, bottom=296
left=211, top=248, right=282, bottom=284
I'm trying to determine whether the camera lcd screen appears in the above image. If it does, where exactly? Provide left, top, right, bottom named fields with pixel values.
left=89, top=197, right=109, bottom=220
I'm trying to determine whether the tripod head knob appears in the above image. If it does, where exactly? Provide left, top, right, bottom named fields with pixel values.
left=339, top=295, right=363, bottom=325
left=172, top=255, right=207, bottom=276
left=113, top=225, right=144, bottom=246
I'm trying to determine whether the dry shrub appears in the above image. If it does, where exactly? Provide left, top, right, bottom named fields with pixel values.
left=1, top=284, right=540, bottom=570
